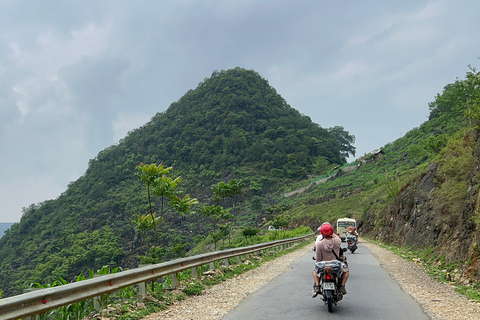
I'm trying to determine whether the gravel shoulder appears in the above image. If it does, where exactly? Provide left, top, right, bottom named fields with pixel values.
left=142, top=239, right=480, bottom=320
left=362, top=240, right=480, bottom=320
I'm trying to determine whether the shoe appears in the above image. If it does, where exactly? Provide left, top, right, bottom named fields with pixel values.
left=339, top=286, right=347, bottom=294
left=312, top=285, right=320, bottom=298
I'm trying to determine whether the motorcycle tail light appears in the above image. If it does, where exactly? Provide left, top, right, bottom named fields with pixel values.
left=325, top=274, right=332, bottom=281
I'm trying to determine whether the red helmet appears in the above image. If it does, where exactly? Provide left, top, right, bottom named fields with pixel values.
left=319, top=223, right=334, bottom=237
left=348, top=226, right=355, bottom=231
left=317, top=222, right=331, bottom=233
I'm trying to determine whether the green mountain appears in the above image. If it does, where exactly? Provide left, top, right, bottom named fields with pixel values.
left=0, top=67, right=355, bottom=297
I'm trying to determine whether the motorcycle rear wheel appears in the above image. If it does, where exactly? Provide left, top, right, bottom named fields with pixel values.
left=325, top=290, right=334, bottom=312
left=327, top=296, right=333, bottom=312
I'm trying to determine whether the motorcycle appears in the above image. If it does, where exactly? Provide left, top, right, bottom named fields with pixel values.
left=312, top=247, right=348, bottom=313
left=314, top=258, right=346, bottom=312
left=346, top=234, right=357, bottom=253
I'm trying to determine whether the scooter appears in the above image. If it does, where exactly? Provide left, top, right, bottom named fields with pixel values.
left=346, top=234, right=357, bottom=253
left=314, top=259, right=345, bottom=312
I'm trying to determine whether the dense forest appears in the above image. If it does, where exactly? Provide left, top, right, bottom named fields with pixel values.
left=0, top=68, right=355, bottom=297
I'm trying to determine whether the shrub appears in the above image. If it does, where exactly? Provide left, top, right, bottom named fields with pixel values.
left=183, top=280, right=205, bottom=296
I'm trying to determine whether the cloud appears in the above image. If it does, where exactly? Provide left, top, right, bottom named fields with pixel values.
left=113, top=113, right=151, bottom=143
left=1, top=0, right=480, bottom=222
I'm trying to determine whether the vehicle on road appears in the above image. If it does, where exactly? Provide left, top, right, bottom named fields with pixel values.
left=346, top=233, right=357, bottom=253
left=314, top=252, right=347, bottom=312
left=336, top=218, right=356, bottom=241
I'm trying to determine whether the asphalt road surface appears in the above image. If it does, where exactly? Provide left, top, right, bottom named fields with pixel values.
left=221, top=244, right=430, bottom=320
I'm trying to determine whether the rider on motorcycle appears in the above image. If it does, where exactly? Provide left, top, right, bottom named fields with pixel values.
left=312, top=223, right=349, bottom=298
left=315, top=222, right=331, bottom=244
left=346, top=226, right=359, bottom=246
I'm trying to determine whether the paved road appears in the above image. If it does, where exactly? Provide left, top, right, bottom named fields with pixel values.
left=222, top=244, right=429, bottom=319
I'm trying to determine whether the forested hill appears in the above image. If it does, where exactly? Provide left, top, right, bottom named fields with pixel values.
left=0, top=67, right=355, bottom=297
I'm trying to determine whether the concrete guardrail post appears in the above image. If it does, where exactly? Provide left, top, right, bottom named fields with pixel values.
left=138, top=281, right=147, bottom=297
left=171, top=273, right=179, bottom=288
left=191, top=266, right=198, bottom=279
left=93, top=295, right=104, bottom=313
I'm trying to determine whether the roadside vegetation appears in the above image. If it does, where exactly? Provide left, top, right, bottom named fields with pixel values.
left=30, top=230, right=312, bottom=320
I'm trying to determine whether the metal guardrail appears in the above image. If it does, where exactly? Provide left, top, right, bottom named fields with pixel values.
left=0, top=234, right=313, bottom=320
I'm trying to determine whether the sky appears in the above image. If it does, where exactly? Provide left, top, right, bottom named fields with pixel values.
left=1, top=0, right=479, bottom=223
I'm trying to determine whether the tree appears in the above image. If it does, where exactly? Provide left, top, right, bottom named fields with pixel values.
left=242, top=227, right=259, bottom=244
left=327, top=126, right=356, bottom=160
left=211, top=179, right=245, bottom=207
left=265, top=204, right=292, bottom=239
left=464, top=65, right=480, bottom=129
left=134, top=163, right=198, bottom=261
left=271, top=214, right=291, bottom=239
left=211, top=179, right=245, bottom=246
left=199, top=205, right=233, bottom=250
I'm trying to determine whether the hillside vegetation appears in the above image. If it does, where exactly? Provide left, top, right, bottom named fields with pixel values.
left=0, top=68, right=355, bottom=297
left=283, top=64, right=480, bottom=286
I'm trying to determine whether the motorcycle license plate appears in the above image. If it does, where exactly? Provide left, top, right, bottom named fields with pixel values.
left=322, top=282, right=335, bottom=290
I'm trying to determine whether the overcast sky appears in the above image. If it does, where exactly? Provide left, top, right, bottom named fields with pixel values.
left=1, top=0, right=479, bottom=222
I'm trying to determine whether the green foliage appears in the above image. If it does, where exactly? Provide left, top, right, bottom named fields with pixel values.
left=384, top=170, right=400, bottom=200
left=242, top=227, right=259, bottom=244
left=134, top=163, right=198, bottom=262
left=30, top=266, right=127, bottom=320
left=462, top=65, right=480, bottom=129
left=432, top=132, right=476, bottom=215
left=212, top=179, right=245, bottom=205
left=313, top=156, right=333, bottom=175
left=176, top=293, right=186, bottom=301
left=134, top=163, right=198, bottom=248
left=455, top=283, right=480, bottom=301
left=200, top=205, right=231, bottom=250
left=182, top=280, right=205, bottom=296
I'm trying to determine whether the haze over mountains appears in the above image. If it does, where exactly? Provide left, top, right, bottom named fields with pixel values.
left=0, top=223, right=13, bottom=239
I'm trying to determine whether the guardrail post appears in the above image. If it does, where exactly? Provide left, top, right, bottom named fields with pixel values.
left=236, top=256, right=240, bottom=264
left=223, top=258, right=229, bottom=267
left=171, top=273, right=179, bottom=288
left=93, top=295, right=104, bottom=313
left=93, top=273, right=106, bottom=312
left=209, top=262, right=215, bottom=270
left=138, top=281, right=147, bottom=297
left=191, top=266, right=198, bottom=279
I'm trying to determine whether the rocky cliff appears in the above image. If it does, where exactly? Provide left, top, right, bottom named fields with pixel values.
left=363, top=149, right=480, bottom=281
